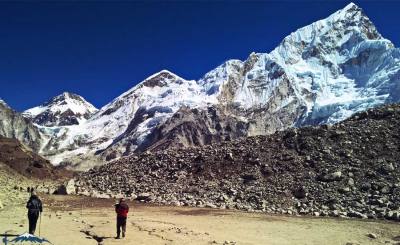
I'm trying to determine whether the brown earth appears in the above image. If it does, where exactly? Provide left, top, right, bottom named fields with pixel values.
left=0, top=194, right=400, bottom=245
left=0, top=136, right=72, bottom=179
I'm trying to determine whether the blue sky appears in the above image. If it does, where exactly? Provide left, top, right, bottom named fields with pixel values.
left=1, top=0, right=399, bottom=111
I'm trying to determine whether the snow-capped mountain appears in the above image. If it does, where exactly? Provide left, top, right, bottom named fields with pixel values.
left=2, top=2, right=399, bottom=170
left=198, top=2, right=400, bottom=132
left=88, top=70, right=212, bottom=146
left=23, top=92, right=98, bottom=126
left=268, top=2, right=399, bottom=125
left=39, top=70, right=217, bottom=169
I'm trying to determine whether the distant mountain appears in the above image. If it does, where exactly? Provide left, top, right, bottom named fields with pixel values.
left=1, top=2, right=399, bottom=170
left=23, top=92, right=98, bottom=126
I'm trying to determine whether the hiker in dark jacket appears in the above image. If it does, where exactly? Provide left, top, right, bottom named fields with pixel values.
left=115, top=198, right=129, bottom=239
left=26, top=191, right=43, bottom=235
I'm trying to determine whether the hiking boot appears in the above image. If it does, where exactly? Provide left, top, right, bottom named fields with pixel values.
left=122, top=231, right=125, bottom=238
left=116, top=236, right=120, bottom=239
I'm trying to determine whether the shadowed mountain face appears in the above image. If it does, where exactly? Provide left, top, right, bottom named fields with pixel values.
left=1, top=3, right=399, bottom=169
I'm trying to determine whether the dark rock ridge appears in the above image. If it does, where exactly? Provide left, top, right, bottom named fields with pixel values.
left=75, top=104, right=400, bottom=221
left=100, top=105, right=249, bottom=160
left=31, top=108, right=84, bottom=126
left=0, top=136, right=71, bottom=179
left=144, top=106, right=249, bottom=153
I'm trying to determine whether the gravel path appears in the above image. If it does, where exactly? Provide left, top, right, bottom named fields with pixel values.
left=1, top=195, right=399, bottom=245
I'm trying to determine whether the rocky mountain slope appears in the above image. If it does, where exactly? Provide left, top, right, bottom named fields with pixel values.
left=0, top=135, right=72, bottom=211
left=23, top=92, right=98, bottom=127
left=0, top=136, right=71, bottom=179
left=0, top=145, right=70, bottom=212
left=2, top=2, right=399, bottom=169
left=137, top=105, right=248, bottom=153
left=74, top=103, right=400, bottom=221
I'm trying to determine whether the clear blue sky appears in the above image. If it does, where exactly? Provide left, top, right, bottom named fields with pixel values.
left=1, top=0, right=399, bottom=111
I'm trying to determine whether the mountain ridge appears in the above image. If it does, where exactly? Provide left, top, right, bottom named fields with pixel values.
left=1, top=2, right=399, bottom=169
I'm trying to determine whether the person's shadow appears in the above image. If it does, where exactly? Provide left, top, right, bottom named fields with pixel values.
left=80, top=230, right=113, bottom=243
left=0, top=230, right=19, bottom=245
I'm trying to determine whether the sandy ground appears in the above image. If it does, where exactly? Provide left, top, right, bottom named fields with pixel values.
left=0, top=195, right=399, bottom=245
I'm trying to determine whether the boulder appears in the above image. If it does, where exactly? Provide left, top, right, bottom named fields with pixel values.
left=361, top=182, right=371, bottom=191
left=241, top=174, right=257, bottom=183
left=54, top=179, right=76, bottom=195
left=347, top=178, right=355, bottom=186
left=136, top=193, right=154, bottom=202
left=321, top=171, right=342, bottom=182
left=339, top=187, right=351, bottom=193
left=293, top=186, right=307, bottom=199
left=90, top=190, right=111, bottom=199
left=380, top=163, right=395, bottom=174
left=54, top=185, right=68, bottom=195
left=348, top=211, right=368, bottom=219
left=225, top=152, right=234, bottom=161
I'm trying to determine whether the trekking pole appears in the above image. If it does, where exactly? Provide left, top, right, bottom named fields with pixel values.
left=39, top=213, right=42, bottom=237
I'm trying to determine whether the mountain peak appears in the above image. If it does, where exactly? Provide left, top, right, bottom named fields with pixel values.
left=49, top=92, right=86, bottom=104
left=0, top=98, right=6, bottom=106
left=342, top=2, right=360, bottom=12
left=141, top=69, right=186, bottom=88
left=330, top=2, right=382, bottom=38
left=271, top=1, right=384, bottom=65
left=330, top=2, right=366, bottom=22
left=147, top=69, right=181, bottom=80
left=0, top=98, right=12, bottom=110
left=60, top=91, right=73, bottom=98
left=23, top=92, right=98, bottom=127
left=158, top=69, right=177, bottom=75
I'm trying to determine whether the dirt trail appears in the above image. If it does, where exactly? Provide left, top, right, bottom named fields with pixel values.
left=0, top=195, right=399, bottom=245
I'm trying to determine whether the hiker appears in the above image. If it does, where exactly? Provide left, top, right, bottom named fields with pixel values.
left=26, top=191, right=43, bottom=235
left=115, top=198, right=129, bottom=239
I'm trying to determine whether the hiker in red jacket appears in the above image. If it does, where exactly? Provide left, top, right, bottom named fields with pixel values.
left=115, top=198, right=129, bottom=239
